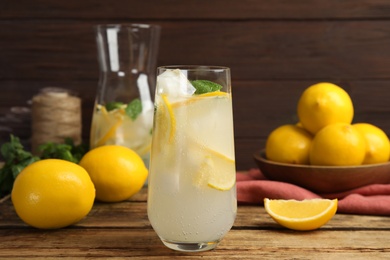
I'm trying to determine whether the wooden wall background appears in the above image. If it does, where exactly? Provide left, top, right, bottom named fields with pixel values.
left=2, top=0, right=390, bottom=170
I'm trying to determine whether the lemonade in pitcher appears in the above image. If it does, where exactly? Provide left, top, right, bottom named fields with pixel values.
left=90, top=24, right=160, bottom=166
left=147, top=66, right=237, bottom=252
left=90, top=99, right=153, bottom=164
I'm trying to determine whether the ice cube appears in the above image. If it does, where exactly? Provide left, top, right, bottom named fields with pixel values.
left=156, top=69, right=195, bottom=97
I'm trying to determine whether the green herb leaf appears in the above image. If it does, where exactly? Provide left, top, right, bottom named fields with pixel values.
left=39, top=138, right=88, bottom=164
left=64, top=138, right=89, bottom=163
left=0, top=170, right=14, bottom=197
left=125, top=98, right=142, bottom=121
left=0, top=135, right=39, bottom=197
left=105, top=102, right=124, bottom=112
left=39, top=142, right=75, bottom=162
left=191, top=80, right=223, bottom=95
left=0, top=135, right=90, bottom=198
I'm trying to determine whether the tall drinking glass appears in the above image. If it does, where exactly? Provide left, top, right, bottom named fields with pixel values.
left=147, top=66, right=237, bottom=252
left=91, top=24, right=160, bottom=167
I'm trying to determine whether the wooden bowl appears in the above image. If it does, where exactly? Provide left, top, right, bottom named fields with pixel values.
left=253, top=149, right=390, bottom=193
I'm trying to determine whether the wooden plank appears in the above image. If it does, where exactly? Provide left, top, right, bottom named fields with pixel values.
left=0, top=189, right=149, bottom=228
left=3, top=21, right=390, bottom=80
left=233, top=79, right=390, bottom=138
left=0, top=228, right=388, bottom=259
left=3, top=0, right=390, bottom=20
left=2, top=79, right=390, bottom=139
left=2, top=79, right=390, bottom=170
left=2, top=189, right=390, bottom=230
left=1, top=188, right=389, bottom=258
left=235, top=206, right=390, bottom=230
left=0, top=80, right=96, bottom=143
left=235, top=139, right=263, bottom=170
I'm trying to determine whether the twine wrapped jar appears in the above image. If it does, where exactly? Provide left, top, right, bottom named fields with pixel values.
left=31, top=87, right=82, bottom=154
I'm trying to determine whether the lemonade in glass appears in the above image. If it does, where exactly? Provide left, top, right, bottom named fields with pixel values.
left=147, top=66, right=237, bottom=252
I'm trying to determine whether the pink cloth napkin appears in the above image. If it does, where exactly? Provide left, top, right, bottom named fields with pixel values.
left=237, top=168, right=390, bottom=216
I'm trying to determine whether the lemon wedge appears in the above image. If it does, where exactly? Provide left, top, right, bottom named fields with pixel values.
left=264, top=198, right=338, bottom=231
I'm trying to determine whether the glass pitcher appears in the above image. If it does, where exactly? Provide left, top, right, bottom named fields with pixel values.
left=90, top=24, right=161, bottom=167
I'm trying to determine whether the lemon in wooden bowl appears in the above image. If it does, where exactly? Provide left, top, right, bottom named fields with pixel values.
left=254, top=149, right=390, bottom=193
left=265, top=124, right=313, bottom=165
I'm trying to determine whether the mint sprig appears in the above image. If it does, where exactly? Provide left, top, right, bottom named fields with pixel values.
left=105, top=102, right=124, bottom=112
left=0, top=135, right=40, bottom=197
left=125, top=98, right=142, bottom=121
left=0, top=135, right=89, bottom=198
left=39, top=138, right=89, bottom=163
left=105, top=98, right=143, bottom=121
left=191, top=80, right=223, bottom=94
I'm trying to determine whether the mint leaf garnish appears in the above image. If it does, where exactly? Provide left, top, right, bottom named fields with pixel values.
left=0, top=135, right=40, bottom=197
left=105, top=102, right=124, bottom=112
left=125, top=98, right=142, bottom=121
left=191, top=80, right=223, bottom=94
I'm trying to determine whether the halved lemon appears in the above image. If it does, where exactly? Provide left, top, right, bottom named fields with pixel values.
left=264, top=198, right=338, bottom=231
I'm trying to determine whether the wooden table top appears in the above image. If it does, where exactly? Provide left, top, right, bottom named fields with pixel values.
left=0, top=188, right=389, bottom=259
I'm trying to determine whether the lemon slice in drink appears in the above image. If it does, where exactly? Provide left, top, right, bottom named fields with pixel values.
left=153, top=94, right=176, bottom=153
left=175, top=92, right=234, bottom=159
left=198, top=91, right=229, bottom=98
left=207, top=155, right=236, bottom=191
left=92, top=105, right=124, bottom=147
left=161, top=94, right=176, bottom=143
left=264, top=198, right=338, bottom=231
left=193, top=145, right=236, bottom=191
left=172, top=91, right=229, bottom=108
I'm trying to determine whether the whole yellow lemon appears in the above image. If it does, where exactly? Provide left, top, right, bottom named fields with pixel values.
left=310, top=123, right=366, bottom=166
left=297, top=82, right=354, bottom=135
left=11, top=159, right=95, bottom=229
left=265, top=124, right=313, bottom=164
left=79, top=145, right=148, bottom=203
left=353, top=123, right=390, bottom=164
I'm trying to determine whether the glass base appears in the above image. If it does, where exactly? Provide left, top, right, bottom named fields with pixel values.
left=161, top=239, right=220, bottom=252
